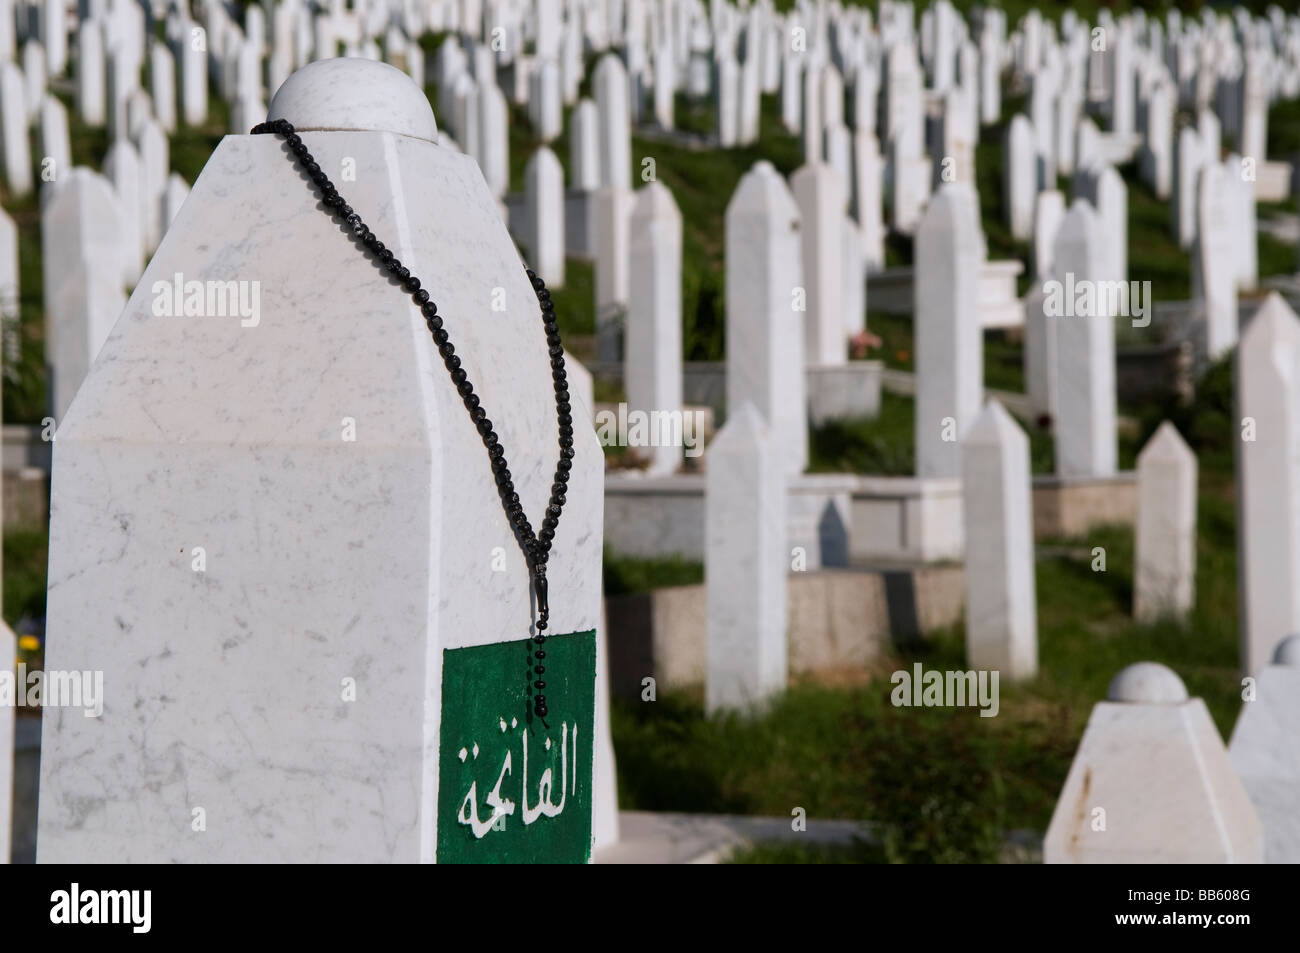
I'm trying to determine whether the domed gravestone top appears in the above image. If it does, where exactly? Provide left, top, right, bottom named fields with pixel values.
left=37, top=58, right=609, bottom=863
left=1045, top=662, right=1262, bottom=863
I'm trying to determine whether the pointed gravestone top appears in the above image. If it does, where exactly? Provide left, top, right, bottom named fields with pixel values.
left=1052, top=198, right=1100, bottom=277
left=728, top=160, right=798, bottom=220
left=1139, top=420, right=1195, bottom=467
left=632, top=179, right=681, bottom=223
left=267, top=58, right=437, bottom=141
left=1107, top=661, right=1189, bottom=703
left=917, top=182, right=983, bottom=258
left=712, top=401, right=769, bottom=453
left=1241, top=292, right=1300, bottom=352
left=964, top=399, right=1025, bottom=447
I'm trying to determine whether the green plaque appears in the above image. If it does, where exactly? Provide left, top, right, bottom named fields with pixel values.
left=437, top=629, right=597, bottom=863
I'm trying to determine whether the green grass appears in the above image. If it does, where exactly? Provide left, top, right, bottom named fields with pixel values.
left=604, top=549, right=703, bottom=596
left=1267, top=96, right=1300, bottom=158
left=3, top=529, right=48, bottom=628
left=614, top=471, right=1242, bottom=863
left=617, top=371, right=1243, bottom=862
left=808, top=393, right=916, bottom=476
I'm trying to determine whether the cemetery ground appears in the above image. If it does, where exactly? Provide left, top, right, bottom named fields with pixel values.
left=6, top=16, right=1299, bottom=865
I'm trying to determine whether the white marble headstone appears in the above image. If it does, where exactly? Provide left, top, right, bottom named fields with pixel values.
left=791, top=162, right=846, bottom=367
left=1051, top=199, right=1117, bottom=478
left=1236, top=293, right=1300, bottom=676
left=706, top=403, right=787, bottom=713
left=725, top=161, right=807, bottom=475
left=626, top=181, right=684, bottom=475
left=524, top=146, right=565, bottom=286
left=37, top=58, right=606, bottom=864
left=915, top=183, right=984, bottom=478
left=961, top=401, right=1038, bottom=679
left=1134, top=422, right=1197, bottom=623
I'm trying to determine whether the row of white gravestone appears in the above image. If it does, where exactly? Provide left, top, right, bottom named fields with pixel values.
left=964, top=402, right=1201, bottom=685
left=437, top=39, right=633, bottom=197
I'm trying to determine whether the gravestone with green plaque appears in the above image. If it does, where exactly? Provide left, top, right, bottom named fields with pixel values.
left=37, top=58, right=610, bottom=863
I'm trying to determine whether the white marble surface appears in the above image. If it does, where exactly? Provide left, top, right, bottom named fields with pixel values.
left=914, top=183, right=983, bottom=478
left=1031, top=188, right=1064, bottom=279
left=1141, top=79, right=1172, bottom=199
left=103, top=141, right=144, bottom=285
left=626, top=181, right=683, bottom=475
left=267, top=57, right=437, bottom=141
left=840, top=213, right=865, bottom=337
left=715, top=54, right=739, bottom=147
left=477, top=82, right=508, bottom=198
left=161, top=172, right=189, bottom=235
left=0, top=204, right=16, bottom=328
left=1236, top=293, right=1300, bottom=676
left=724, top=161, right=806, bottom=475
left=1229, top=638, right=1300, bottom=863
left=38, top=69, right=603, bottom=862
left=134, top=119, right=169, bottom=254
left=1045, top=666, right=1262, bottom=863
left=1228, top=153, right=1258, bottom=292
left=706, top=404, right=787, bottom=713
left=0, top=63, right=30, bottom=197
left=41, top=168, right=126, bottom=421
left=1052, top=199, right=1117, bottom=478
left=791, top=162, right=846, bottom=367
left=528, top=58, right=562, bottom=143
left=593, top=53, right=631, bottom=191
left=524, top=146, right=565, bottom=286
left=1135, top=422, right=1197, bottom=623
left=962, top=401, right=1037, bottom=679
left=39, top=95, right=71, bottom=190
left=801, top=62, right=823, bottom=164
left=1004, top=114, right=1035, bottom=241
left=1172, top=125, right=1202, bottom=249
left=569, top=98, right=599, bottom=191
left=851, top=130, right=884, bottom=271
left=594, top=187, right=632, bottom=318
left=76, top=26, right=105, bottom=127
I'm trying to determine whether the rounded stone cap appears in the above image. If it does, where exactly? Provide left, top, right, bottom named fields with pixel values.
left=1273, top=634, right=1300, bottom=666
left=267, top=59, right=438, bottom=142
left=1107, top=662, right=1188, bottom=703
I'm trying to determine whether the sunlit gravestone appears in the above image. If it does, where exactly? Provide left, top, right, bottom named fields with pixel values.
left=38, top=59, right=606, bottom=863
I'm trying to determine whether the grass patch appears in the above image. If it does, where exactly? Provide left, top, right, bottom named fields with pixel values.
left=4, top=528, right=48, bottom=628
left=809, top=393, right=915, bottom=476
left=604, top=550, right=703, bottom=596
left=615, top=468, right=1242, bottom=863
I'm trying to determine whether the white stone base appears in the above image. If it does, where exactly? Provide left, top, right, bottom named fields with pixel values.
left=806, top=361, right=883, bottom=426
